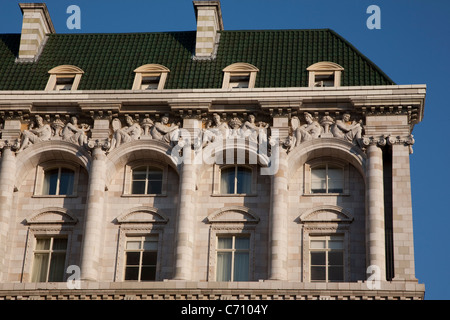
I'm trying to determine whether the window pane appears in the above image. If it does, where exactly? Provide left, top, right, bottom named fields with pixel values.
left=147, top=169, right=163, bottom=181
left=235, top=237, right=250, bottom=250
left=221, top=167, right=235, bottom=194
left=52, top=238, right=68, bottom=250
left=329, top=240, right=344, bottom=250
left=234, top=252, right=249, bottom=281
left=58, top=169, right=74, bottom=195
left=140, top=266, right=156, bottom=281
left=43, top=169, right=59, bottom=195
left=311, top=266, right=326, bottom=281
left=143, top=239, right=158, bottom=251
left=311, top=252, right=326, bottom=266
left=310, top=240, right=326, bottom=249
left=147, top=181, right=162, bottom=194
left=311, top=167, right=326, bottom=179
left=31, top=253, right=49, bottom=282
left=48, top=252, right=66, bottom=282
left=216, top=252, right=232, bottom=281
left=124, top=266, right=139, bottom=280
left=132, top=167, right=148, bottom=180
left=126, top=252, right=140, bottom=266
left=36, top=238, right=51, bottom=250
left=142, top=251, right=157, bottom=266
left=236, top=167, right=251, bottom=194
left=328, top=266, right=344, bottom=281
left=131, top=181, right=146, bottom=194
left=328, top=252, right=344, bottom=266
left=126, top=241, right=141, bottom=250
left=217, top=237, right=232, bottom=249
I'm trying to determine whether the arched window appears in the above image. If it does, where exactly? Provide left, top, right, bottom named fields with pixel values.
left=132, top=64, right=170, bottom=90
left=45, top=65, right=84, bottom=91
left=307, top=61, right=344, bottom=87
left=310, top=163, right=344, bottom=194
left=222, top=63, right=259, bottom=89
left=220, top=165, right=252, bottom=194
left=42, top=167, right=75, bottom=196
left=131, top=166, right=163, bottom=195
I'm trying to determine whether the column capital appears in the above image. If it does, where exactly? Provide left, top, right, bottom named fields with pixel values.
left=362, top=135, right=386, bottom=148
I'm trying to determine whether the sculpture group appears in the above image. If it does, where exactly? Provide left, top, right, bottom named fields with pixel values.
left=13, top=112, right=365, bottom=154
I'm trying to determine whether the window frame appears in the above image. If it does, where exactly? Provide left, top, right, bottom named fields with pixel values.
left=309, top=235, right=345, bottom=282
left=123, top=235, right=159, bottom=282
left=45, top=65, right=84, bottom=91
left=307, top=61, right=344, bottom=88
left=30, top=236, right=69, bottom=283
left=132, top=64, right=170, bottom=90
left=215, top=234, right=250, bottom=282
left=303, top=158, right=349, bottom=196
left=217, top=164, right=255, bottom=196
left=34, top=161, right=80, bottom=197
left=123, top=160, right=168, bottom=197
left=222, top=63, right=259, bottom=89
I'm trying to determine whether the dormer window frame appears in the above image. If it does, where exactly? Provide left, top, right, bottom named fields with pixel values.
left=222, top=62, right=259, bottom=89
left=45, top=65, right=84, bottom=91
left=307, top=62, right=344, bottom=88
left=132, top=64, right=170, bottom=91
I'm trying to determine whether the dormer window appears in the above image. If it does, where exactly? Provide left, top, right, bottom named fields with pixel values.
left=132, top=64, right=170, bottom=90
left=222, top=63, right=259, bottom=89
left=307, top=62, right=344, bottom=87
left=45, top=65, right=84, bottom=91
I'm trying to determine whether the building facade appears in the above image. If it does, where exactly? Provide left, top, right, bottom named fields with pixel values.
left=0, top=2, right=426, bottom=300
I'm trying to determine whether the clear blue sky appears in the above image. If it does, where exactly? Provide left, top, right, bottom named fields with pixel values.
left=1, top=0, right=449, bottom=300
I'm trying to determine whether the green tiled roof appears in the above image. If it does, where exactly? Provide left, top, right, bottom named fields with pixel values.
left=0, top=29, right=395, bottom=91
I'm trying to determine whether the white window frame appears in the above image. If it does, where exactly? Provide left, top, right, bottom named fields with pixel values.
left=34, top=161, right=80, bottom=197
left=45, top=65, right=84, bottom=91
left=123, top=160, right=168, bottom=196
left=215, top=164, right=255, bottom=195
left=307, top=61, right=344, bottom=87
left=222, top=62, right=259, bottom=89
left=215, top=234, right=250, bottom=282
left=30, top=236, right=68, bottom=283
left=123, top=235, right=159, bottom=282
left=309, top=235, right=345, bottom=282
left=303, top=158, right=349, bottom=195
left=132, top=64, right=170, bottom=90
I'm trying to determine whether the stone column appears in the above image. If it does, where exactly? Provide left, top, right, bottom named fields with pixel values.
left=80, top=145, right=106, bottom=281
left=173, top=156, right=196, bottom=280
left=0, top=146, right=17, bottom=281
left=390, top=137, right=417, bottom=281
left=268, top=141, right=288, bottom=281
left=365, top=140, right=386, bottom=281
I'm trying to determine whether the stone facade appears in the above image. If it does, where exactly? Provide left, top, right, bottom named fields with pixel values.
left=0, top=2, right=426, bottom=300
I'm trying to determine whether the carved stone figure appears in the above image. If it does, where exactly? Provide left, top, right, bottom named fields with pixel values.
left=242, top=114, right=269, bottom=143
left=201, top=113, right=230, bottom=147
left=17, top=115, right=52, bottom=152
left=297, top=112, right=322, bottom=143
left=109, top=116, right=142, bottom=151
left=150, top=115, right=180, bottom=145
left=62, top=116, right=90, bottom=146
left=331, top=113, right=363, bottom=147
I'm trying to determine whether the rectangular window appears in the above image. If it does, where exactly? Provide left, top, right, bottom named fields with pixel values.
left=216, top=235, right=249, bottom=281
left=314, top=73, right=335, bottom=87
left=141, top=74, right=161, bottom=90
left=310, top=236, right=344, bottom=282
left=42, top=168, right=75, bottom=196
left=131, top=166, right=163, bottom=195
left=220, top=166, right=252, bottom=195
left=311, top=164, right=344, bottom=194
left=124, top=236, right=158, bottom=281
left=229, top=74, right=250, bottom=88
left=54, top=77, right=75, bottom=91
left=31, top=237, right=67, bottom=282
